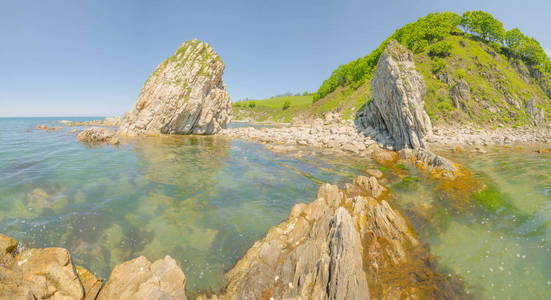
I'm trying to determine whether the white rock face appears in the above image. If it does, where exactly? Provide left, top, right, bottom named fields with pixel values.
left=118, top=39, right=232, bottom=136
left=358, top=40, right=432, bottom=150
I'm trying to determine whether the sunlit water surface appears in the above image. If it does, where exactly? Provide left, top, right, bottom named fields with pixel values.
left=1, top=118, right=550, bottom=298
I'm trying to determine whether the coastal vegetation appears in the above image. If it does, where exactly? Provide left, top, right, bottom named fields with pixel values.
left=235, top=11, right=551, bottom=126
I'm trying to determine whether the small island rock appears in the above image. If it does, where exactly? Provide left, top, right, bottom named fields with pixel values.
left=118, top=39, right=232, bottom=136
left=77, top=127, right=119, bottom=145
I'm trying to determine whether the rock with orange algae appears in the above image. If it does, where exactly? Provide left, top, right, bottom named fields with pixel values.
left=211, top=176, right=466, bottom=300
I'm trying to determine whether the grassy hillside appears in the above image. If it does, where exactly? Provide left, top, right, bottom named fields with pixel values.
left=233, top=95, right=313, bottom=123
left=234, top=11, right=551, bottom=126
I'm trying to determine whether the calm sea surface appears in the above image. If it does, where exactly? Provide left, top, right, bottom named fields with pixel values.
left=1, top=117, right=550, bottom=298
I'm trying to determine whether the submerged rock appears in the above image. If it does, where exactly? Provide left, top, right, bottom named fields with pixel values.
left=357, top=40, right=432, bottom=150
left=118, top=39, right=232, bottom=136
left=77, top=127, right=119, bottom=145
left=36, top=124, right=63, bottom=131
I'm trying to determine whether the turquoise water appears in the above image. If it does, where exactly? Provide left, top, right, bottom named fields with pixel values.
left=1, top=118, right=550, bottom=298
left=390, top=146, right=551, bottom=299
left=0, top=117, right=369, bottom=293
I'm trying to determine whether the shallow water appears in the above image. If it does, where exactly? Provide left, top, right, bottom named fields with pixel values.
left=390, top=146, right=551, bottom=299
left=1, top=118, right=550, bottom=298
left=0, top=117, right=371, bottom=293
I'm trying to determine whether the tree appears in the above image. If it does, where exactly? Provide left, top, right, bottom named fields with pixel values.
left=428, top=41, right=453, bottom=57
left=282, top=100, right=291, bottom=110
left=505, top=28, right=524, bottom=56
left=505, top=28, right=549, bottom=68
left=460, top=11, right=505, bottom=43
left=248, top=101, right=256, bottom=108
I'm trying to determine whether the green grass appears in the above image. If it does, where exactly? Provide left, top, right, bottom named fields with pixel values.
left=233, top=95, right=313, bottom=122
left=234, top=35, right=550, bottom=126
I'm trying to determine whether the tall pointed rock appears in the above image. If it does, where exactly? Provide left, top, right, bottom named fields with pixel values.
left=358, top=40, right=432, bottom=149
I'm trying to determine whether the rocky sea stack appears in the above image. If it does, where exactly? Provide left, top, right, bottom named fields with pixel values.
left=357, top=40, right=432, bottom=150
left=118, top=39, right=232, bottom=136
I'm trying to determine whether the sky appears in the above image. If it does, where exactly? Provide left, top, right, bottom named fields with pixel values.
left=1, top=0, right=550, bottom=117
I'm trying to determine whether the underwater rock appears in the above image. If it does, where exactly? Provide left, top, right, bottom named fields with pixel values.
left=76, top=265, right=103, bottom=300
left=399, top=148, right=457, bottom=176
left=77, top=127, right=119, bottom=145
left=97, top=256, right=187, bottom=300
left=371, top=144, right=399, bottom=165
left=36, top=124, right=63, bottom=131
left=364, top=168, right=383, bottom=178
left=118, top=39, right=232, bottom=136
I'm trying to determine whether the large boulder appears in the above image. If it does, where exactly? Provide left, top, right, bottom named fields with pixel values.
left=357, top=40, right=432, bottom=150
left=118, top=39, right=232, bottom=136
left=97, top=256, right=187, bottom=300
left=0, top=234, right=86, bottom=299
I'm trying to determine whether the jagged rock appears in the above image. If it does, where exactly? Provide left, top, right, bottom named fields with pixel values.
left=77, top=127, right=119, bottom=145
left=525, top=97, right=545, bottom=125
left=118, top=39, right=232, bottom=136
left=76, top=265, right=103, bottom=300
left=0, top=235, right=85, bottom=300
left=216, top=178, right=465, bottom=300
left=357, top=40, right=432, bottom=150
left=450, top=79, right=470, bottom=108
left=437, top=71, right=455, bottom=86
left=97, top=255, right=187, bottom=300
left=399, top=148, right=457, bottom=176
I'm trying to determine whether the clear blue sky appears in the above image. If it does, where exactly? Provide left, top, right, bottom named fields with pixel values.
left=1, top=0, right=550, bottom=117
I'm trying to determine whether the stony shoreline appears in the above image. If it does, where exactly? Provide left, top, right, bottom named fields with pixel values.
left=223, top=118, right=551, bottom=153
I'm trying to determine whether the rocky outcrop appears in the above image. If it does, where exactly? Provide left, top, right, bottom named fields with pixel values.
left=399, top=148, right=458, bottom=177
left=212, top=176, right=465, bottom=300
left=450, top=79, right=471, bottom=109
left=97, top=256, right=187, bottom=300
left=0, top=233, right=187, bottom=300
left=357, top=40, right=432, bottom=150
left=525, top=97, right=545, bottom=125
left=118, top=39, right=232, bottom=136
left=77, top=127, right=120, bottom=145
left=0, top=234, right=85, bottom=299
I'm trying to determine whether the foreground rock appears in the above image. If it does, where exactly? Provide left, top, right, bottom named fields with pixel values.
left=357, top=40, right=432, bottom=150
left=208, top=176, right=465, bottom=299
left=97, top=256, right=187, bottom=300
left=0, top=233, right=187, bottom=300
left=118, top=39, right=232, bottom=136
left=77, top=127, right=119, bottom=145
left=0, top=234, right=86, bottom=299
